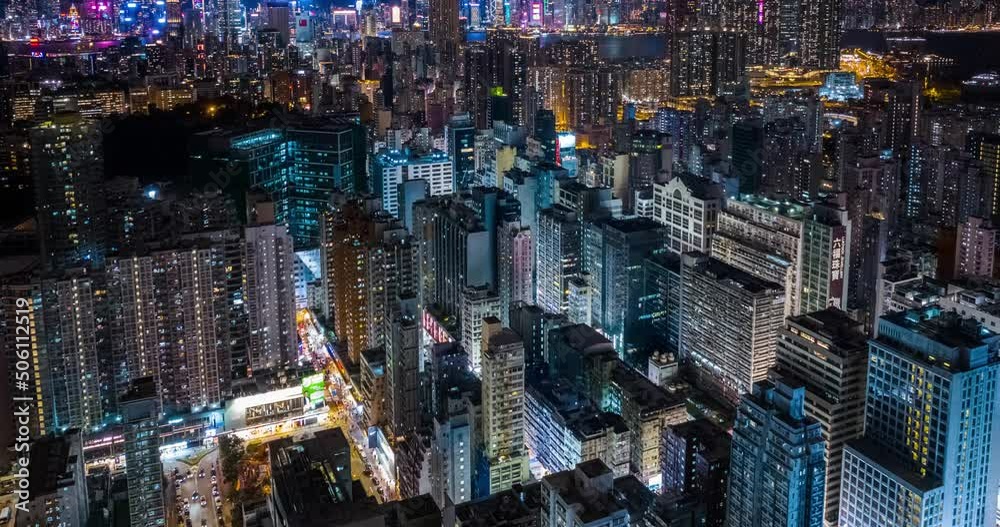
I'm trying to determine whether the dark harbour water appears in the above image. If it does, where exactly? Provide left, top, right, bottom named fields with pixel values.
left=843, top=29, right=1000, bottom=77
left=540, top=30, right=1000, bottom=76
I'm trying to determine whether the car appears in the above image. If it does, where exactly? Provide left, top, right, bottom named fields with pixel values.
left=200, top=499, right=207, bottom=507
left=216, top=504, right=223, bottom=515
left=201, top=520, right=207, bottom=527
left=198, top=470, right=205, bottom=479
left=191, top=492, right=199, bottom=500
left=215, top=496, right=222, bottom=505
left=211, top=475, right=217, bottom=484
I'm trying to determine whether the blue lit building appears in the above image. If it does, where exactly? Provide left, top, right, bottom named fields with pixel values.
left=196, top=124, right=355, bottom=249
left=447, top=113, right=476, bottom=189
left=839, top=308, right=1000, bottom=527
left=370, top=148, right=454, bottom=218
left=726, top=379, right=826, bottom=527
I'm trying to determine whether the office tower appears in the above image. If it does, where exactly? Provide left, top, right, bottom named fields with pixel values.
left=244, top=224, right=296, bottom=373
left=481, top=324, right=529, bottom=494
left=641, top=252, right=683, bottom=352
left=429, top=343, right=481, bottom=507
left=429, top=0, right=459, bottom=50
left=30, top=113, right=106, bottom=272
left=711, top=195, right=805, bottom=318
left=774, top=310, right=867, bottom=527
left=386, top=297, right=422, bottom=439
left=448, top=114, right=476, bottom=190
left=967, top=132, right=1000, bottom=218
left=652, top=174, right=724, bottom=255
left=508, top=302, right=567, bottom=369
left=322, top=196, right=417, bottom=365
left=670, top=28, right=745, bottom=98
left=661, top=419, right=730, bottom=526
left=732, top=119, right=765, bottom=196
left=120, top=377, right=164, bottom=527
left=799, top=197, right=852, bottom=314
left=268, top=428, right=359, bottom=524
left=372, top=149, right=454, bottom=218
left=955, top=216, right=996, bottom=279
left=17, top=432, right=89, bottom=527
left=204, top=125, right=357, bottom=249
left=680, top=253, right=785, bottom=404
left=533, top=109, right=559, bottom=163
left=37, top=273, right=104, bottom=433
left=265, top=0, right=290, bottom=44
left=840, top=309, right=1000, bottom=527
left=460, top=286, right=502, bottom=373
left=539, top=460, right=629, bottom=526
left=727, top=379, right=826, bottom=527
left=628, top=130, right=669, bottom=205
left=108, top=239, right=234, bottom=413
left=535, top=206, right=582, bottom=314
left=413, top=197, right=494, bottom=320
left=583, top=217, right=664, bottom=353
left=497, top=221, right=534, bottom=323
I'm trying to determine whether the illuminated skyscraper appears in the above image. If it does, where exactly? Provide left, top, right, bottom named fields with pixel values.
left=840, top=308, right=1000, bottom=527
left=31, top=113, right=106, bottom=272
left=120, top=377, right=165, bottom=527
left=536, top=206, right=582, bottom=314
left=244, top=224, right=296, bottom=373
left=481, top=322, right=530, bottom=494
left=774, top=309, right=867, bottom=527
left=38, top=273, right=104, bottom=433
left=680, top=253, right=784, bottom=404
left=726, top=379, right=826, bottom=527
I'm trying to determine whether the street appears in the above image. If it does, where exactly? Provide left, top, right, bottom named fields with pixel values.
left=164, top=449, right=224, bottom=527
left=297, top=309, right=397, bottom=502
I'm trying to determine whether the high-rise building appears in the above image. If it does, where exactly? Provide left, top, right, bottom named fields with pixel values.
left=31, top=113, right=106, bottom=272
left=800, top=0, right=842, bottom=69
left=774, top=309, right=868, bottom=527
left=120, top=377, right=164, bottom=527
left=372, top=149, right=455, bottom=218
left=508, top=302, right=568, bottom=369
left=454, top=286, right=497, bottom=368
left=798, top=197, right=852, bottom=314
left=429, top=0, right=459, bottom=50
left=448, top=114, right=477, bottom=189
left=386, top=298, right=422, bottom=438
left=108, top=240, right=234, bottom=413
left=37, top=273, right=104, bottom=433
left=244, top=224, right=296, bottom=373
left=481, top=322, right=529, bottom=494
left=732, top=119, right=765, bottom=196
left=670, top=28, right=745, bottom=98
left=525, top=377, right=630, bottom=477
left=497, top=221, right=534, bottom=323
left=726, top=379, right=826, bottom=527
left=967, top=132, right=1000, bottom=218
left=413, top=197, right=495, bottom=320
left=583, top=217, right=664, bottom=353
left=201, top=124, right=357, bottom=249
left=429, top=343, right=480, bottom=507
left=322, top=196, right=418, bottom=365
left=640, top=252, right=683, bottom=352
left=535, top=206, right=583, bottom=314
left=661, top=419, right=730, bottom=527
left=840, top=308, right=1000, bottom=527
left=710, top=195, right=805, bottom=318
left=652, top=174, right=724, bottom=255
left=955, top=216, right=996, bottom=279
left=680, top=253, right=785, bottom=404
